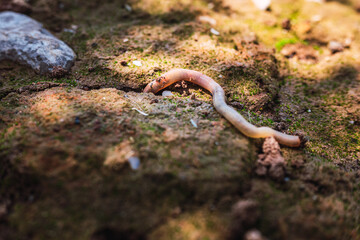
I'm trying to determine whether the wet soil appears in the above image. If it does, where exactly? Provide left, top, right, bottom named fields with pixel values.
left=0, top=0, right=359, bottom=239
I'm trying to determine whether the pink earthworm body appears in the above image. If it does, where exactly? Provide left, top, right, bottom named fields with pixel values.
left=144, top=69, right=301, bottom=147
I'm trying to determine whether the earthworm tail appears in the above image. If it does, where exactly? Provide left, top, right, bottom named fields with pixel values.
left=144, top=69, right=301, bottom=147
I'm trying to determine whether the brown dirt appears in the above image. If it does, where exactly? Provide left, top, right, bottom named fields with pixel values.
left=0, top=0, right=359, bottom=239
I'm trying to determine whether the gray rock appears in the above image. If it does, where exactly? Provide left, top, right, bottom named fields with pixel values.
left=0, top=11, right=75, bottom=75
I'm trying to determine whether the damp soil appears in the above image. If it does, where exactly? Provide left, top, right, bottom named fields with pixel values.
left=0, top=0, right=359, bottom=239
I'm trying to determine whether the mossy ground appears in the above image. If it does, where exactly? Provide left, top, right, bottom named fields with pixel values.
left=0, top=0, right=359, bottom=239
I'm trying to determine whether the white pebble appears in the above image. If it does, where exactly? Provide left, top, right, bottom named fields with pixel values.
left=252, top=0, right=271, bottom=10
left=190, top=119, right=198, bottom=128
left=162, top=90, right=173, bottom=97
left=218, top=74, right=223, bottom=78
left=123, top=38, right=129, bottom=43
left=132, top=60, right=142, bottom=67
left=210, top=28, right=220, bottom=36
left=125, top=4, right=132, bottom=12
left=128, top=156, right=140, bottom=170
left=307, top=109, right=311, bottom=113
left=349, top=120, right=354, bottom=125
left=132, top=108, right=148, bottom=116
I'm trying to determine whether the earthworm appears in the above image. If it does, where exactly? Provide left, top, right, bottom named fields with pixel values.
left=144, top=69, right=301, bottom=147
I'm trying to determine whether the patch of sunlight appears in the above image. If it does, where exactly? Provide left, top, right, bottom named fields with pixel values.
left=149, top=209, right=226, bottom=240
left=30, top=88, right=128, bottom=125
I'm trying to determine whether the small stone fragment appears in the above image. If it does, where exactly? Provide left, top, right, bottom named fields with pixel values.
left=328, top=41, right=344, bottom=54
left=210, top=28, right=220, bottom=35
left=124, top=4, right=132, bottom=12
left=0, top=11, right=76, bottom=75
left=128, top=156, right=140, bottom=170
left=190, top=119, right=198, bottom=128
left=162, top=90, right=173, bottom=97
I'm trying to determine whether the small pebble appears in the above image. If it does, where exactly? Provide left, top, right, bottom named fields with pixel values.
left=63, top=28, right=75, bottom=34
left=123, top=38, right=129, bottom=43
left=132, top=60, right=142, bottom=67
left=124, top=4, right=132, bottom=12
left=218, top=74, right=223, bottom=78
left=128, top=156, right=140, bottom=170
left=75, top=117, right=80, bottom=124
left=328, top=41, right=344, bottom=54
left=162, top=90, right=173, bottom=97
left=252, top=0, right=271, bottom=10
left=284, top=177, right=290, bottom=182
left=349, top=120, right=354, bottom=125
left=210, top=28, right=220, bottom=36
left=190, top=119, right=198, bottom=128
left=307, top=109, right=311, bottom=113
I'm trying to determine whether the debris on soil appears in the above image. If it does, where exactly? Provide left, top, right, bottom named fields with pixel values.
left=281, top=19, right=291, bottom=30
left=132, top=108, right=149, bottom=116
left=328, top=41, right=344, bottom=54
left=230, top=200, right=259, bottom=239
left=280, top=43, right=318, bottom=63
left=51, top=66, right=68, bottom=78
left=0, top=11, right=75, bottom=74
left=210, top=28, right=220, bottom=35
left=104, top=140, right=138, bottom=170
left=0, top=0, right=31, bottom=13
left=197, top=15, right=217, bottom=26
left=132, top=60, right=142, bottom=67
left=255, top=137, right=285, bottom=180
left=128, top=156, right=140, bottom=170
left=190, top=118, right=198, bottom=128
